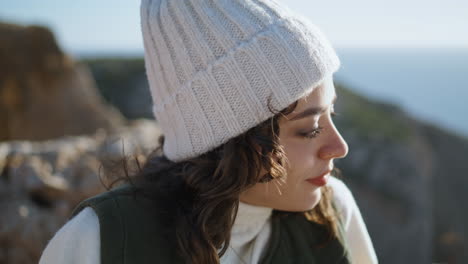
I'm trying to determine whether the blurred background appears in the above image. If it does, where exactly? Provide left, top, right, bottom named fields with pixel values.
left=0, top=0, right=467, bottom=263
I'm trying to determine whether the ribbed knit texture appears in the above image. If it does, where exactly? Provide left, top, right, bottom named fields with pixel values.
left=140, top=0, right=341, bottom=161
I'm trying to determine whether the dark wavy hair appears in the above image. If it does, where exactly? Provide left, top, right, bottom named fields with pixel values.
left=103, top=100, right=342, bottom=264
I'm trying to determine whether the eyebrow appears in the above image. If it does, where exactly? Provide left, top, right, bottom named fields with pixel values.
left=288, top=95, right=337, bottom=121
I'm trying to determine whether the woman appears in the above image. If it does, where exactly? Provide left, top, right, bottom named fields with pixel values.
left=40, top=0, right=378, bottom=263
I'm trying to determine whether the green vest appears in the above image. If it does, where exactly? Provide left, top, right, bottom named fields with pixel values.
left=72, top=184, right=350, bottom=264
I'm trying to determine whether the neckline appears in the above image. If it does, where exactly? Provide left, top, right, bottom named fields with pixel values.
left=230, top=202, right=273, bottom=247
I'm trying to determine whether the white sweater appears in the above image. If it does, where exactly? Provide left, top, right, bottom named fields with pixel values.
left=39, top=177, right=378, bottom=264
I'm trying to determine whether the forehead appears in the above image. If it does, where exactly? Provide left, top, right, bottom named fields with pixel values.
left=293, top=77, right=336, bottom=113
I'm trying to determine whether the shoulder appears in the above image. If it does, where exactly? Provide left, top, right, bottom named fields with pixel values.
left=328, top=176, right=352, bottom=200
left=70, top=184, right=156, bottom=228
left=328, top=177, right=379, bottom=264
left=40, top=185, right=137, bottom=264
left=71, top=184, right=136, bottom=217
left=328, top=176, right=356, bottom=230
left=39, top=207, right=100, bottom=264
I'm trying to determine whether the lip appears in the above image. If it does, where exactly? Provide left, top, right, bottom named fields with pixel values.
left=306, top=170, right=331, bottom=187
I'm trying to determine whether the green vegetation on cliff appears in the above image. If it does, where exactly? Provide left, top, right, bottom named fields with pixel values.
left=81, top=58, right=151, bottom=119
left=335, top=84, right=413, bottom=142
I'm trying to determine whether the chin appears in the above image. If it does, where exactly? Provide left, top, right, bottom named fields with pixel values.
left=279, top=187, right=323, bottom=212
left=301, top=187, right=323, bottom=211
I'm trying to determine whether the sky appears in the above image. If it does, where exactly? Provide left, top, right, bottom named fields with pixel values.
left=1, top=0, right=467, bottom=56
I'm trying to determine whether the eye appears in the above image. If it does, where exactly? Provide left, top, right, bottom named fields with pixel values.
left=299, top=126, right=324, bottom=139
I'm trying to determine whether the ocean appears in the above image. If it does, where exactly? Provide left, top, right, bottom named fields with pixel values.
left=335, top=48, right=468, bottom=137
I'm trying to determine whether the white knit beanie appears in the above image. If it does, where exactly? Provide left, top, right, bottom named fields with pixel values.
left=140, top=0, right=340, bottom=162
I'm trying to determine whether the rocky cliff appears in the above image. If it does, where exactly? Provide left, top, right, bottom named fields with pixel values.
left=0, top=120, right=161, bottom=263
left=1, top=22, right=467, bottom=264
left=334, top=87, right=434, bottom=263
left=83, top=58, right=153, bottom=120
left=0, top=22, right=125, bottom=141
left=82, top=58, right=468, bottom=264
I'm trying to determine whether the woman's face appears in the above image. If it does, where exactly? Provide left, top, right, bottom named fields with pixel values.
left=240, top=77, right=348, bottom=211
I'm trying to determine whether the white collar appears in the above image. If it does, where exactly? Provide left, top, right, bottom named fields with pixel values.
left=230, top=201, right=273, bottom=247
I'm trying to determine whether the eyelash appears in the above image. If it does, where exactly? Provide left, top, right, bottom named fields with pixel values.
left=300, top=111, right=338, bottom=139
left=301, top=126, right=324, bottom=139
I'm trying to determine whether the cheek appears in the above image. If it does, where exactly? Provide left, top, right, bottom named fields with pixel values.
left=282, top=139, right=317, bottom=173
left=240, top=137, right=322, bottom=211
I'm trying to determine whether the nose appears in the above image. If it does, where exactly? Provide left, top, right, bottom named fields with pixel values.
left=318, top=124, right=348, bottom=160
